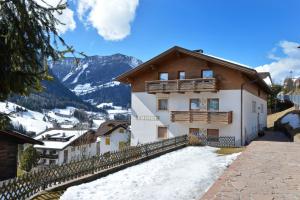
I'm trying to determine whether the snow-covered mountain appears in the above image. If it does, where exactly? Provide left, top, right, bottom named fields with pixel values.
left=50, top=54, right=142, bottom=107
left=9, top=70, right=101, bottom=113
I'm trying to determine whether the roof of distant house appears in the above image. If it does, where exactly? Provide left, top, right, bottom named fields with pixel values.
left=96, top=120, right=129, bottom=137
left=0, top=130, right=43, bottom=145
left=116, top=46, right=272, bottom=93
left=34, top=129, right=93, bottom=150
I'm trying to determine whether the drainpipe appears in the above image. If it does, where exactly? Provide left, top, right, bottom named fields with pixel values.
left=240, top=78, right=259, bottom=146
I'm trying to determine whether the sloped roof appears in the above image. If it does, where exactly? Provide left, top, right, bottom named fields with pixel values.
left=116, top=46, right=272, bottom=93
left=0, top=130, right=43, bottom=145
left=96, top=120, right=129, bottom=137
left=34, top=129, right=92, bottom=150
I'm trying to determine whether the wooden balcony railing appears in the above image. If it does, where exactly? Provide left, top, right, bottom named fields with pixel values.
left=145, top=78, right=217, bottom=93
left=171, top=111, right=233, bottom=124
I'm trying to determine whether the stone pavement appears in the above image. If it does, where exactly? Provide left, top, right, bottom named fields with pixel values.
left=201, top=132, right=300, bottom=200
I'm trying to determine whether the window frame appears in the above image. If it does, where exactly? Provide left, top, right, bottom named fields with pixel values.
left=207, top=98, right=219, bottom=111
left=252, top=101, right=257, bottom=113
left=105, top=136, right=110, bottom=145
left=159, top=72, right=169, bottom=81
left=201, top=69, right=214, bottom=78
left=207, top=129, right=219, bottom=142
left=157, top=126, right=168, bottom=139
left=190, top=98, right=200, bottom=110
left=178, top=71, right=186, bottom=80
left=157, top=98, right=168, bottom=111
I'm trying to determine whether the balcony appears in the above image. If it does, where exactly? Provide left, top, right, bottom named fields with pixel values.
left=39, top=153, right=59, bottom=159
left=171, top=111, right=233, bottom=124
left=145, top=78, right=217, bottom=94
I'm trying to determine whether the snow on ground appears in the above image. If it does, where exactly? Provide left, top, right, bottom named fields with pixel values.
left=281, top=113, right=300, bottom=129
left=0, top=101, right=53, bottom=133
left=60, top=146, right=240, bottom=200
left=97, top=102, right=130, bottom=119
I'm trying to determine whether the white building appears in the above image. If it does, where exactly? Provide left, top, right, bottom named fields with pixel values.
left=95, top=121, right=130, bottom=154
left=34, top=129, right=98, bottom=165
left=116, top=46, right=272, bottom=146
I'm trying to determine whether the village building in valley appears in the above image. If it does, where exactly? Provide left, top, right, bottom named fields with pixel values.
left=95, top=120, right=130, bottom=153
left=117, top=46, right=272, bottom=146
left=34, top=129, right=97, bottom=165
left=33, top=120, right=130, bottom=166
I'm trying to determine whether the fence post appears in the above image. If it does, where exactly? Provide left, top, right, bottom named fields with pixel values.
left=145, top=144, right=148, bottom=156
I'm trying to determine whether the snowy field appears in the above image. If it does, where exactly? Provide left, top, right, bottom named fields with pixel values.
left=60, top=146, right=240, bottom=200
left=281, top=113, right=300, bottom=129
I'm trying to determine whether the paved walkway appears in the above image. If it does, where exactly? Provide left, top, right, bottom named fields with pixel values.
left=201, top=132, right=300, bottom=200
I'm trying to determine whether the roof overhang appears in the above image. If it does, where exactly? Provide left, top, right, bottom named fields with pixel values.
left=115, top=46, right=272, bottom=94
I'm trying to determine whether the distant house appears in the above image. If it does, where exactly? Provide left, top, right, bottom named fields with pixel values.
left=116, top=46, right=272, bottom=146
left=34, top=129, right=97, bottom=165
left=0, top=130, right=43, bottom=181
left=95, top=121, right=130, bottom=153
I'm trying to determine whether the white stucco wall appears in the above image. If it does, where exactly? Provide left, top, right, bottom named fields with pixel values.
left=99, top=127, right=130, bottom=154
left=130, top=90, right=243, bottom=146
left=37, top=142, right=98, bottom=165
left=242, top=90, right=267, bottom=145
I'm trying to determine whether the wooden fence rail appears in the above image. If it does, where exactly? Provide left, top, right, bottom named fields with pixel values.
left=0, top=135, right=188, bottom=200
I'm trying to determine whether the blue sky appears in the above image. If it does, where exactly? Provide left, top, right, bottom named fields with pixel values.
left=58, top=0, right=300, bottom=81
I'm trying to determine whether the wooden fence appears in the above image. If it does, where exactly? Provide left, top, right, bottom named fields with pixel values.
left=0, top=135, right=188, bottom=200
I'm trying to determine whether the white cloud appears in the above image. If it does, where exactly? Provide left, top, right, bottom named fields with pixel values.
left=77, top=0, right=139, bottom=41
left=35, top=0, right=76, bottom=34
left=255, top=41, right=300, bottom=83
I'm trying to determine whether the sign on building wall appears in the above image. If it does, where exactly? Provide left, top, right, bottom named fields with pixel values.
left=136, top=116, right=160, bottom=121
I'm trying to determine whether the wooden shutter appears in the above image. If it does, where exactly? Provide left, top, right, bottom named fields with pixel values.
left=158, top=127, right=167, bottom=139
left=207, top=129, right=219, bottom=137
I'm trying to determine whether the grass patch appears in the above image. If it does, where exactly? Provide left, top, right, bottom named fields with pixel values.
left=17, top=167, right=25, bottom=177
left=216, top=147, right=245, bottom=155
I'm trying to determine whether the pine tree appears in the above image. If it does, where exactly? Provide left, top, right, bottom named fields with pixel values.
left=0, top=0, right=80, bottom=129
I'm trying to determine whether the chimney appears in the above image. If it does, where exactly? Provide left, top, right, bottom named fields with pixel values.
left=193, top=49, right=204, bottom=53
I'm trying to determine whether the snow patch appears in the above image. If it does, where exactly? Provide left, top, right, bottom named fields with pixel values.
left=72, top=63, right=89, bottom=84
left=60, top=146, right=240, bottom=200
left=72, top=81, right=120, bottom=96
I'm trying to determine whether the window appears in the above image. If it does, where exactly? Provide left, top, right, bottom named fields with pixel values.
left=71, top=147, right=75, bottom=152
left=178, top=71, right=185, bottom=80
left=119, top=128, right=125, bottom=133
left=261, top=103, right=264, bottom=113
left=190, top=99, right=200, bottom=110
left=119, top=141, right=126, bottom=150
left=96, top=142, right=100, bottom=154
left=63, top=150, right=68, bottom=163
left=159, top=72, right=168, bottom=80
left=207, top=129, right=219, bottom=142
left=207, top=98, right=219, bottom=111
left=158, top=99, right=168, bottom=111
left=49, top=150, right=56, bottom=155
left=202, top=70, right=213, bottom=78
left=252, top=101, right=256, bottom=113
left=157, top=127, right=168, bottom=139
left=49, top=159, right=56, bottom=165
left=105, top=136, right=110, bottom=145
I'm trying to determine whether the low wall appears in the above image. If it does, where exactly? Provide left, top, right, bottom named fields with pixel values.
left=274, top=110, right=300, bottom=142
